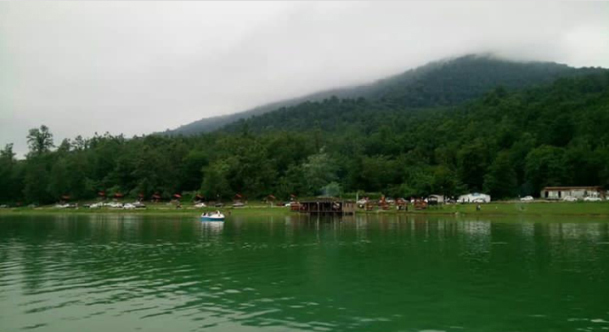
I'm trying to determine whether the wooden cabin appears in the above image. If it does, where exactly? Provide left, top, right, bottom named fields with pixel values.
left=413, top=198, right=428, bottom=210
left=396, top=198, right=409, bottom=211
left=364, top=201, right=376, bottom=211
left=299, top=198, right=355, bottom=215
left=290, top=202, right=302, bottom=211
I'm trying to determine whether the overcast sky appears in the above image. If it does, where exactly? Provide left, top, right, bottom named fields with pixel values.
left=1, top=1, right=608, bottom=157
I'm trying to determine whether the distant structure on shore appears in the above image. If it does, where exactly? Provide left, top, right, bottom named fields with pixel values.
left=540, top=186, right=605, bottom=200
left=457, top=193, right=491, bottom=203
left=299, top=198, right=355, bottom=216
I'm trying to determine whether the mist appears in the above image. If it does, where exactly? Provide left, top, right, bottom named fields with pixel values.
left=1, top=1, right=608, bottom=157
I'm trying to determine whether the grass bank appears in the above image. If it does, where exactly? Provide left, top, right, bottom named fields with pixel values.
left=390, top=201, right=609, bottom=216
left=1, top=201, right=609, bottom=217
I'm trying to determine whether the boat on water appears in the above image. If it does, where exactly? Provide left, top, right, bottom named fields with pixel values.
left=201, top=211, right=225, bottom=222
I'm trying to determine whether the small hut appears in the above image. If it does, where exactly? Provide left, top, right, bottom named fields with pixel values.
left=299, top=198, right=355, bottom=215
left=290, top=202, right=302, bottom=211
left=414, top=198, right=428, bottom=210
left=378, top=196, right=390, bottom=210
left=173, top=194, right=182, bottom=208
left=267, top=194, right=276, bottom=206
left=396, top=198, right=409, bottom=211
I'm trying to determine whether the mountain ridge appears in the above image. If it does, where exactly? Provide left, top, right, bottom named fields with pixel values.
left=165, top=54, right=604, bottom=136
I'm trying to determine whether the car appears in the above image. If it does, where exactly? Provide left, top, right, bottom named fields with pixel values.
left=123, top=203, right=136, bottom=210
left=520, top=196, right=534, bottom=201
left=55, top=203, right=75, bottom=209
left=233, top=202, right=245, bottom=208
left=562, top=196, right=578, bottom=202
left=584, top=197, right=602, bottom=202
left=89, top=203, right=103, bottom=208
left=194, top=202, right=207, bottom=208
left=284, top=202, right=291, bottom=207
left=132, top=202, right=147, bottom=208
left=356, top=199, right=368, bottom=204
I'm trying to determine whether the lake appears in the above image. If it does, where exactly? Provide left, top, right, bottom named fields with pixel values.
left=1, top=214, right=609, bottom=332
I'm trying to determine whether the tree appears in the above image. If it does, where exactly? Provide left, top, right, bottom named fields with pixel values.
left=359, top=156, right=400, bottom=192
left=302, top=152, right=338, bottom=195
left=321, top=182, right=342, bottom=197
left=200, top=160, right=232, bottom=200
left=484, top=151, right=518, bottom=199
left=457, top=139, right=490, bottom=192
left=525, top=146, right=568, bottom=194
left=0, top=144, right=18, bottom=202
left=47, top=159, right=70, bottom=200
left=179, top=151, right=208, bottom=191
left=23, top=155, right=53, bottom=204
left=27, top=125, right=54, bottom=157
left=0, top=143, right=15, bottom=161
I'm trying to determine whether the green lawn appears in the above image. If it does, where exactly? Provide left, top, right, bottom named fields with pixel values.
left=391, top=201, right=609, bottom=216
left=1, top=201, right=609, bottom=217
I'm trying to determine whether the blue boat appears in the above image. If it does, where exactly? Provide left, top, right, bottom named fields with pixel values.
left=201, top=211, right=225, bottom=222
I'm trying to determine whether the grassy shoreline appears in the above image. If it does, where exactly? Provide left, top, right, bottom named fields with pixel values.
left=2, top=201, right=609, bottom=217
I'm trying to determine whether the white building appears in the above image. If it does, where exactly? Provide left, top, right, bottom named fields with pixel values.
left=428, top=194, right=446, bottom=203
left=540, top=186, right=605, bottom=200
left=457, top=193, right=491, bottom=203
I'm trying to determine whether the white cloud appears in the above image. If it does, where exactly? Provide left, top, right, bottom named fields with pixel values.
left=1, top=1, right=608, bottom=156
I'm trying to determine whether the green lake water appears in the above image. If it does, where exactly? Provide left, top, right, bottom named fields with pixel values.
left=1, top=214, right=609, bottom=332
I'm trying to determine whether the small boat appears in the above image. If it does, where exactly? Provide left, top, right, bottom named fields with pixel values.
left=201, top=211, right=225, bottom=222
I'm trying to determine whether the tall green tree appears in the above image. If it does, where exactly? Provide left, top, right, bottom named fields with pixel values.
left=200, top=160, right=232, bottom=200
left=484, top=151, right=518, bottom=199
left=302, top=152, right=338, bottom=195
left=27, top=125, right=54, bottom=157
left=525, top=146, right=568, bottom=194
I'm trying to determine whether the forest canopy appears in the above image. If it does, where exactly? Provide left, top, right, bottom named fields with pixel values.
left=1, top=71, right=609, bottom=205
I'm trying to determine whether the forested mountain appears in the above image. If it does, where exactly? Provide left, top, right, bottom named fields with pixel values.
left=166, top=54, right=602, bottom=136
left=2, top=70, right=609, bottom=205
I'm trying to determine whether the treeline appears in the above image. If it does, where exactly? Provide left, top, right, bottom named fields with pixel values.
left=1, top=72, right=609, bottom=204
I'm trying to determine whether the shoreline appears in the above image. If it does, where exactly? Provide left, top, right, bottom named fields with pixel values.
left=2, top=201, right=609, bottom=217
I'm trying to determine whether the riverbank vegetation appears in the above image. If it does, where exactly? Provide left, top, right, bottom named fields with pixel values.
left=2, top=201, right=609, bottom=217
left=1, top=67, right=609, bottom=206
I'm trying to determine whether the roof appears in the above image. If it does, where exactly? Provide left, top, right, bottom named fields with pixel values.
left=542, top=186, right=604, bottom=191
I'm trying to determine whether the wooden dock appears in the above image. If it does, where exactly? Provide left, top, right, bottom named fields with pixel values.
left=299, top=198, right=355, bottom=215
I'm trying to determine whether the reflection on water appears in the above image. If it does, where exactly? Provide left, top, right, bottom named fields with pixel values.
left=1, top=214, right=609, bottom=332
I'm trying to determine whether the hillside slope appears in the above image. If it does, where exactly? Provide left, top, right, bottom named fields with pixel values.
left=166, top=54, right=602, bottom=136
